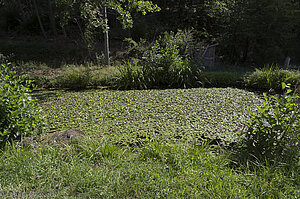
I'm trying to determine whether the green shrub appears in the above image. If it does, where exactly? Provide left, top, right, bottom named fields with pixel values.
left=116, top=30, right=202, bottom=89
left=25, top=73, right=50, bottom=88
left=115, top=59, right=145, bottom=90
left=143, top=36, right=194, bottom=88
left=244, top=64, right=300, bottom=91
left=243, top=83, right=300, bottom=163
left=0, top=62, right=44, bottom=148
left=51, top=66, right=90, bottom=89
left=89, top=67, right=117, bottom=87
left=0, top=53, right=14, bottom=64
left=122, top=38, right=150, bottom=60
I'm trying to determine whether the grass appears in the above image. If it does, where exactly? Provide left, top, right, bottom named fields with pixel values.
left=198, top=71, right=245, bottom=88
left=0, top=136, right=299, bottom=198
left=1, top=79, right=299, bottom=198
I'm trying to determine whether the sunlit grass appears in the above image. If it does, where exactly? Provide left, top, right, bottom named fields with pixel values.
left=1, top=88, right=298, bottom=198
left=0, top=138, right=298, bottom=198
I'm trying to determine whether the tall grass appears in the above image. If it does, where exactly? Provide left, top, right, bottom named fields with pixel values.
left=244, top=64, right=300, bottom=91
left=0, top=138, right=299, bottom=198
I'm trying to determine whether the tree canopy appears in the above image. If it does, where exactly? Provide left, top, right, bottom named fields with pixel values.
left=0, top=0, right=300, bottom=65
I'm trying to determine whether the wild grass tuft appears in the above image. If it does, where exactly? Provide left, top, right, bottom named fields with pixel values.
left=244, top=64, right=300, bottom=92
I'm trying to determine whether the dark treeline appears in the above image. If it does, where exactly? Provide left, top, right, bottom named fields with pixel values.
left=1, top=0, right=300, bottom=66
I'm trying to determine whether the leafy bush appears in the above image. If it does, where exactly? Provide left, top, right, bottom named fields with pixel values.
left=89, top=66, right=117, bottom=87
left=122, top=38, right=149, bottom=60
left=243, top=83, right=300, bottom=163
left=0, top=62, right=44, bottom=148
left=50, top=66, right=90, bottom=89
left=115, top=59, right=145, bottom=90
left=143, top=36, right=195, bottom=88
left=0, top=53, right=14, bottom=64
left=244, top=64, right=300, bottom=91
left=116, top=30, right=202, bottom=89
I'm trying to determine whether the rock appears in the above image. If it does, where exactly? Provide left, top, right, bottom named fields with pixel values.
left=21, top=137, right=40, bottom=148
left=41, top=129, right=85, bottom=144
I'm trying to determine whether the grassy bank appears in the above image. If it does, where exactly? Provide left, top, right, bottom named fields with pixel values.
left=1, top=134, right=299, bottom=198
left=1, top=86, right=299, bottom=198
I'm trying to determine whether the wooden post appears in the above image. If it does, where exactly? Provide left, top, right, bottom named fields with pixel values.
left=284, top=56, right=291, bottom=69
left=104, top=7, right=110, bottom=66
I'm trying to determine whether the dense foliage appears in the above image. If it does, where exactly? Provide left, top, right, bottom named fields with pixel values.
left=244, top=64, right=300, bottom=91
left=243, top=83, right=300, bottom=163
left=151, top=0, right=300, bottom=65
left=1, top=0, right=300, bottom=65
left=0, top=62, right=44, bottom=148
left=116, top=30, right=202, bottom=89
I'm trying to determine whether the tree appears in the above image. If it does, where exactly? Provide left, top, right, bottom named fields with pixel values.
left=33, top=0, right=47, bottom=39
left=219, top=0, right=300, bottom=65
left=48, top=0, right=57, bottom=37
left=80, top=0, right=160, bottom=65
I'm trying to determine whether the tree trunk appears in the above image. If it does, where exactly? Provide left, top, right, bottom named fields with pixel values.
left=17, top=0, right=26, bottom=22
left=33, top=0, right=47, bottom=39
left=48, top=0, right=57, bottom=38
left=241, top=37, right=249, bottom=63
left=104, top=7, right=110, bottom=66
left=62, top=26, right=67, bottom=38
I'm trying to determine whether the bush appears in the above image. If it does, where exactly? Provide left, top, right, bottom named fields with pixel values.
left=116, top=30, right=202, bottom=89
left=115, top=59, right=145, bottom=90
left=50, top=66, right=90, bottom=89
left=0, top=53, right=14, bottom=64
left=0, top=62, right=44, bottom=148
left=243, top=83, right=300, bottom=163
left=143, top=35, right=195, bottom=88
left=244, top=64, right=300, bottom=91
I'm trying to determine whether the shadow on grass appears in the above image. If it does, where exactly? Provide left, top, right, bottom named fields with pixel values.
left=32, top=90, right=61, bottom=103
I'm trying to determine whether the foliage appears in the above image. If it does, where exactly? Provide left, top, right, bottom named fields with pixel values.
left=122, top=38, right=150, bottom=60
left=50, top=66, right=90, bottom=89
left=49, top=65, right=118, bottom=89
left=80, top=0, right=160, bottom=52
left=39, top=88, right=261, bottom=146
left=115, top=59, right=145, bottom=90
left=0, top=38, right=87, bottom=67
left=243, top=83, right=300, bottom=163
left=0, top=53, right=14, bottom=64
left=244, top=64, right=300, bottom=91
left=142, top=33, right=193, bottom=88
left=0, top=62, right=44, bottom=148
left=116, top=30, right=202, bottom=89
left=218, top=0, right=299, bottom=64
left=151, top=0, right=300, bottom=65
left=81, top=0, right=160, bottom=31
left=89, top=65, right=118, bottom=87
